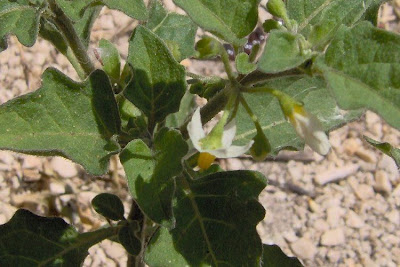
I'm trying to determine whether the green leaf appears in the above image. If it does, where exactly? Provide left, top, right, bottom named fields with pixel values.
left=262, top=244, right=303, bottom=267
left=119, top=221, right=141, bottom=256
left=74, top=5, right=101, bottom=48
left=364, top=136, right=400, bottom=168
left=147, top=0, right=197, bottom=61
left=99, top=39, right=121, bottom=80
left=145, top=171, right=267, bottom=266
left=316, top=22, right=400, bottom=130
left=165, top=90, right=196, bottom=128
left=124, top=26, right=186, bottom=125
left=120, top=128, right=188, bottom=227
left=0, top=209, right=116, bottom=266
left=92, top=193, right=125, bottom=221
left=0, top=68, right=120, bottom=175
left=195, top=36, right=222, bottom=59
left=286, top=0, right=384, bottom=46
left=258, top=30, right=313, bottom=73
left=235, top=76, right=362, bottom=154
left=101, top=0, right=148, bottom=20
left=0, top=0, right=42, bottom=51
left=173, top=0, right=259, bottom=46
left=362, top=0, right=386, bottom=26
left=236, top=52, right=257, bottom=74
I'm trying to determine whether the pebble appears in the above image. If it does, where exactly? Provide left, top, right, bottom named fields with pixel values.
left=345, top=210, right=365, bottom=228
left=374, top=170, right=393, bottom=194
left=22, top=155, right=42, bottom=169
left=0, top=151, right=14, bottom=165
left=385, top=210, right=400, bottom=225
left=320, top=228, right=345, bottom=246
left=22, top=169, right=42, bottom=182
left=290, top=237, right=317, bottom=260
left=327, top=206, right=345, bottom=227
left=101, top=241, right=126, bottom=260
left=378, top=155, right=399, bottom=181
left=354, top=184, right=375, bottom=200
left=315, top=164, right=359, bottom=185
left=51, top=157, right=78, bottom=178
left=354, top=148, right=377, bottom=163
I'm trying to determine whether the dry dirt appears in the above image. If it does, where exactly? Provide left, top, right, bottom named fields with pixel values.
left=0, top=1, right=400, bottom=267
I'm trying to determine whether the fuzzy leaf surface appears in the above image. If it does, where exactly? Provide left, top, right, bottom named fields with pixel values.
left=258, top=30, right=312, bottom=73
left=145, top=171, right=267, bottom=266
left=124, top=26, right=186, bottom=125
left=0, top=209, right=116, bottom=266
left=316, top=22, right=400, bottom=129
left=235, top=76, right=362, bottom=154
left=286, top=0, right=385, bottom=45
left=120, top=128, right=188, bottom=227
left=0, top=0, right=42, bottom=51
left=0, top=68, right=120, bottom=175
left=173, top=0, right=259, bottom=46
left=147, top=0, right=197, bottom=61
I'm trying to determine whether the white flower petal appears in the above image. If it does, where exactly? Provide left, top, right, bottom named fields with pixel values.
left=221, top=119, right=236, bottom=148
left=187, top=108, right=205, bottom=150
left=306, top=129, right=331, bottom=155
left=207, top=140, right=254, bottom=158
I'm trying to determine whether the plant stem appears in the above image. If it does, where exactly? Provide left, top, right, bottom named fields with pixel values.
left=126, top=200, right=145, bottom=267
left=48, top=0, right=95, bottom=77
left=220, top=46, right=236, bottom=83
left=239, top=69, right=304, bottom=86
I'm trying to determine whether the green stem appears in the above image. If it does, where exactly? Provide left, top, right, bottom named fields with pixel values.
left=239, top=69, right=304, bottom=86
left=220, top=46, right=236, bottom=83
left=239, top=95, right=263, bottom=132
left=48, top=0, right=95, bottom=77
left=127, top=200, right=145, bottom=267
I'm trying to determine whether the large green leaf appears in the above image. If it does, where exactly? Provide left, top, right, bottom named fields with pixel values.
left=316, top=22, right=400, bottom=130
left=124, top=26, right=186, bottom=125
left=0, top=209, right=116, bottom=266
left=0, top=0, right=42, bottom=51
left=173, top=0, right=259, bottom=46
left=145, top=171, right=267, bottom=266
left=0, top=68, right=120, bottom=175
left=286, top=0, right=384, bottom=46
left=364, top=136, right=400, bottom=168
left=120, top=128, right=188, bottom=227
left=258, top=30, right=313, bottom=73
left=262, top=244, right=303, bottom=267
left=147, top=0, right=197, bottom=61
left=235, top=76, right=362, bottom=154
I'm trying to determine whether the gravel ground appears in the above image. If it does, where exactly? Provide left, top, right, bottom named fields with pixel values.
left=0, top=1, right=399, bottom=267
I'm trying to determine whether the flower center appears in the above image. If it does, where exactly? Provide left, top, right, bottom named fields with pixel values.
left=197, top=152, right=216, bottom=170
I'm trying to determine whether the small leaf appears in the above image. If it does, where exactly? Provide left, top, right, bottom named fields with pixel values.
left=316, top=22, right=400, bottom=130
left=0, top=68, right=121, bottom=175
left=124, top=26, right=186, bottom=125
left=236, top=52, right=257, bottom=74
left=195, top=36, right=222, bottom=59
left=235, top=76, right=362, bottom=154
left=262, top=244, right=303, bottom=267
left=119, top=221, right=142, bottom=256
left=0, top=1, right=42, bottom=51
left=92, top=193, right=125, bottom=221
left=173, top=0, right=259, bottom=46
left=145, top=171, right=267, bottom=266
left=364, top=136, right=400, bottom=168
left=267, top=0, right=289, bottom=21
left=262, top=19, right=282, bottom=33
left=120, top=128, right=188, bottom=227
left=0, top=209, right=116, bottom=266
left=258, top=30, right=312, bottom=73
left=147, top=0, right=197, bottom=61
left=99, top=39, right=121, bottom=80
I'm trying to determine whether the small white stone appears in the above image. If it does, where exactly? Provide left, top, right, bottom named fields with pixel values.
left=22, top=155, right=42, bottom=169
left=374, top=170, right=392, bottom=194
left=320, top=228, right=345, bottom=246
left=345, top=210, right=365, bottom=228
left=378, top=155, right=399, bottom=181
left=327, top=206, right=344, bottom=227
left=49, top=181, right=66, bottom=195
left=354, top=184, right=375, bottom=200
left=51, top=157, right=78, bottom=178
left=0, top=151, right=14, bottom=165
left=385, top=210, right=400, bottom=225
left=315, top=164, right=359, bottom=185
left=290, top=237, right=317, bottom=260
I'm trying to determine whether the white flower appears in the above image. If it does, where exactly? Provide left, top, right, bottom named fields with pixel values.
left=287, top=105, right=331, bottom=155
left=187, top=108, right=254, bottom=169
